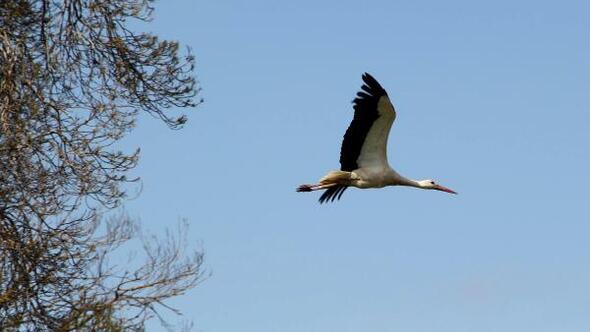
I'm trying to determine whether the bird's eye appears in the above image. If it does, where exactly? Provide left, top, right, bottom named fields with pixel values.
left=430, top=181, right=435, bottom=185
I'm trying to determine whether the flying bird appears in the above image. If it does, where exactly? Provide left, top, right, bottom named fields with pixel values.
left=297, top=73, right=457, bottom=203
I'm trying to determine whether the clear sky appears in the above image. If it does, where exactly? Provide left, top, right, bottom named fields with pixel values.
left=122, top=1, right=590, bottom=331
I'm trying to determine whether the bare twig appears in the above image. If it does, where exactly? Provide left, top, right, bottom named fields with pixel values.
left=0, top=1, right=203, bottom=330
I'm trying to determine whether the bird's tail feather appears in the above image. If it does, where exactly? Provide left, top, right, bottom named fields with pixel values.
left=297, top=171, right=353, bottom=203
left=319, top=170, right=353, bottom=185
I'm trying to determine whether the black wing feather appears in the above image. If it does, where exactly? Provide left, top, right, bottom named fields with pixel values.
left=319, top=185, right=348, bottom=204
left=339, top=73, right=387, bottom=172
left=319, top=73, right=387, bottom=204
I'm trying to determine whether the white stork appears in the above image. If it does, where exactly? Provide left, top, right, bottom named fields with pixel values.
left=297, top=73, right=457, bottom=203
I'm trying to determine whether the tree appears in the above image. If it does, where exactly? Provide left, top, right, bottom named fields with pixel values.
left=0, top=0, right=204, bottom=330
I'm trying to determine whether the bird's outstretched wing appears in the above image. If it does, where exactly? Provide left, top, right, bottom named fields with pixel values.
left=339, top=73, right=396, bottom=172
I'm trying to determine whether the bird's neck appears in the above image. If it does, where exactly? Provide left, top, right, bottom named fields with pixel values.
left=397, top=177, right=422, bottom=188
left=386, top=169, right=422, bottom=188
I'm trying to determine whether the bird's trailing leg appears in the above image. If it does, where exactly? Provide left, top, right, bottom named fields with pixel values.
left=296, top=183, right=337, bottom=192
left=297, top=170, right=355, bottom=193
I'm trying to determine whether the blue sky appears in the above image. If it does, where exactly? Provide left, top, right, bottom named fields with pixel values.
left=122, top=1, right=590, bottom=331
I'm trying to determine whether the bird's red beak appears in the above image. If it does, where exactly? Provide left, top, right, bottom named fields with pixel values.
left=435, top=184, right=458, bottom=195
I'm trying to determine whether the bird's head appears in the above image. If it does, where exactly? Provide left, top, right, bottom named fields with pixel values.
left=418, top=179, right=457, bottom=194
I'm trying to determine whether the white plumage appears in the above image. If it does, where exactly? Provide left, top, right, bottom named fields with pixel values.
left=297, top=73, right=456, bottom=203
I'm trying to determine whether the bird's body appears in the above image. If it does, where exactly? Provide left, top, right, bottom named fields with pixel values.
left=297, top=73, right=456, bottom=203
